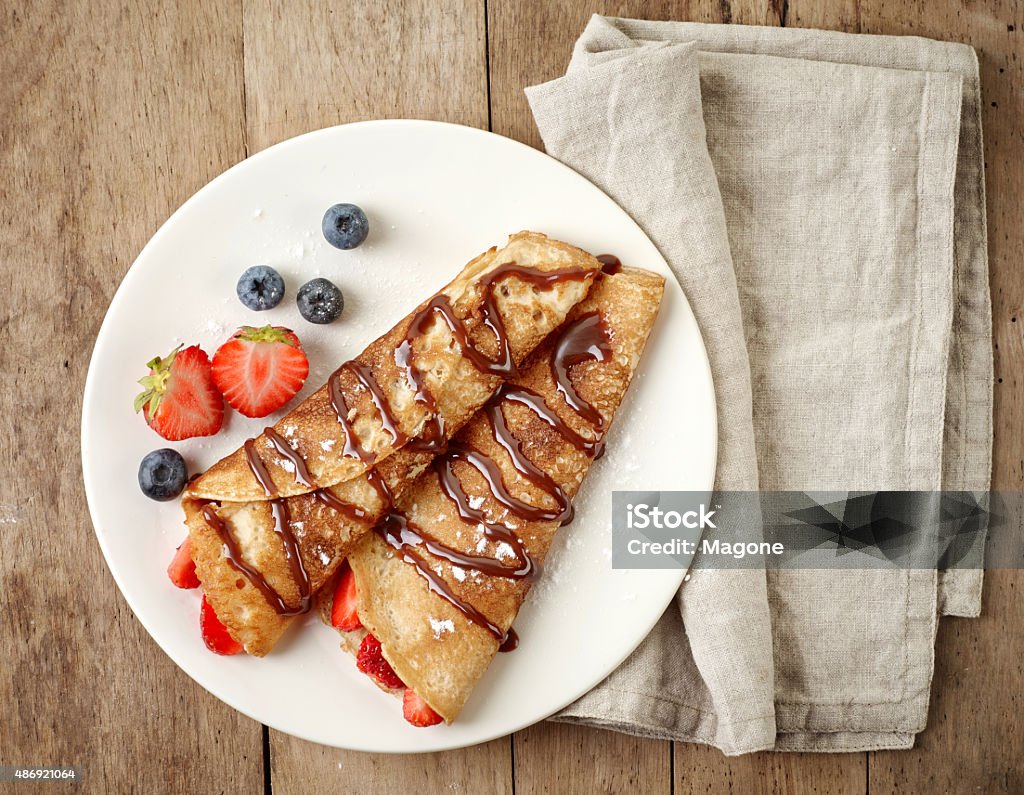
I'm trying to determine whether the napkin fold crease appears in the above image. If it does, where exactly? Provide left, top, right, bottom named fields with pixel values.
left=526, top=17, right=991, bottom=754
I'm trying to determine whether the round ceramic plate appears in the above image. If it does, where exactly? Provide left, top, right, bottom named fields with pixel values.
left=81, top=120, right=717, bottom=753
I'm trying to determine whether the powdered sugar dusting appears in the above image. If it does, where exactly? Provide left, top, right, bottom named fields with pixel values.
left=429, top=617, right=454, bottom=639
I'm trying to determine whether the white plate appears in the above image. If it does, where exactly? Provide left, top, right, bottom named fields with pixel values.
left=81, top=120, right=716, bottom=753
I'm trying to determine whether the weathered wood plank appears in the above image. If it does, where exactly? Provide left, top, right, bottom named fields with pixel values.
left=0, top=1, right=261, bottom=792
left=514, top=722, right=671, bottom=795
left=269, top=737, right=512, bottom=795
left=242, top=0, right=489, bottom=153
left=239, top=1, right=500, bottom=789
left=676, top=746, right=866, bottom=794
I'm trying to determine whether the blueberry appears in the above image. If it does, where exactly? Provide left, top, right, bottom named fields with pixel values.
left=236, top=265, right=285, bottom=311
left=296, top=278, right=345, bottom=324
left=322, top=203, right=369, bottom=250
left=138, top=449, right=188, bottom=501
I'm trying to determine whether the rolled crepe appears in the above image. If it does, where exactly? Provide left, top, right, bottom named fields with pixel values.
left=333, top=265, right=664, bottom=722
left=183, top=232, right=601, bottom=655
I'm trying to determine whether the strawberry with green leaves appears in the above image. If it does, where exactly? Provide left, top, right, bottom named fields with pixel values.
left=212, top=325, right=309, bottom=418
left=135, top=345, right=224, bottom=441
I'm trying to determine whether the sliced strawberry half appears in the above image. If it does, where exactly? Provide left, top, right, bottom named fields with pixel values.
left=356, top=633, right=404, bottom=689
left=200, top=594, right=243, bottom=655
left=168, top=536, right=200, bottom=589
left=135, top=344, right=224, bottom=441
left=330, top=562, right=362, bottom=631
left=211, top=325, right=309, bottom=418
left=402, top=688, right=443, bottom=727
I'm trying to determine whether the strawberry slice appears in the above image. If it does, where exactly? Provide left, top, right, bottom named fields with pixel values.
left=331, top=562, right=362, bottom=631
left=402, top=688, right=443, bottom=727
left=356, top=633, right=404, bottom=689
left=168, top=536, right=200, bottom=589
left=135, top=345, right=224, bottom=441
left=200, top=594, right=243, bottom=655
left=211, top=325, right=309, bottom=418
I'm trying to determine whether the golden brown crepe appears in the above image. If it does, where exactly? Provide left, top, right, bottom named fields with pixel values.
left=184, top=232, right=601, bottom=655
left=331, top=266, right=665, bottom=723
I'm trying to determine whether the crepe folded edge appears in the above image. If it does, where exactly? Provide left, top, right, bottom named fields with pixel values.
left=181, top=231, right=604, bottom=656
left=328, top=265, right=666, bottom=722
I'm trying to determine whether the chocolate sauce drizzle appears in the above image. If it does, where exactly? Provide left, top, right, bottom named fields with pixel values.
left=203, top=443, right=313, bottom=617
left=242, top=438, right=277, bottom=497
left=201, top=505, right=305, bottom=617
left=377, top=310, right=613, bottom=649
left=551, top=312, right=613, bottom=430
left=596, top=254, right=622, bottom=275
left=376, top=512, right=510, bottom=642
left=345, top=360, right=408, bottom=447
left=313, top=469, right=394, bottom=535
left=393, top=262, right=591, bottom=453
left=314, top=487, right=371, bottom=524
left=495, top=383, right=604, bottom=458
left=328, top=365, right=378, bottom=464
left=204, top=263, right=600, bottom=630
left=263, top=427, right=314, bottom=488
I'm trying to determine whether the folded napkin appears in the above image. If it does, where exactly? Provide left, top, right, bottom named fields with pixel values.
left=526, top=17, right=991, bottom=754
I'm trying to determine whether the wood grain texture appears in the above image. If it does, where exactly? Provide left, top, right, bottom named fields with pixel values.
left=242, top=0, right=489, bottom=152
left=675, top=745, right=866, bottom=794
left=788, top=0, right=1024, bottom=791
left=513, top=721, right=671, bottom=795
left=269, top=736, right=512, bottom=795
left=0, top=1, right=262, bottom=793
left=239, top=1, right=501, bottom=790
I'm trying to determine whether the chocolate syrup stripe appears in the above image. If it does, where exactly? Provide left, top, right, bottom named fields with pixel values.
left=203, top=262, right=597, bottom=624
left=376, top=513, right=512, bottom=644
left=328, top=366, right=377, bottom=464
left=434, top=458, right=538, bottom=579
left=394, top=262, right=592, bottom=453
left=376, top=310, right=614, bottom=647
left=345, top=360, right=408, bottom=447
left=264, top=427, right=314, bottom=487
left=202, top=441, right=313, bottom=616
left=497, top=383, right=604, bottom=458
left=201, top=501, right=311, bottom=618
left=243, top=438, right=277, bottom=497
left=550, top=312, right=613, bottom=430
left=226, top=435, right=398, bottom=616
left=596, top=254, right=622, bottom=275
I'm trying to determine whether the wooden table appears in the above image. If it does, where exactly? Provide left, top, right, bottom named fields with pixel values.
left=2, top=1, right=1020, bottom=792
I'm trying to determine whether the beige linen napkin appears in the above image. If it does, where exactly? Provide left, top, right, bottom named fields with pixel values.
left=526, top=17, right=991, bottom=754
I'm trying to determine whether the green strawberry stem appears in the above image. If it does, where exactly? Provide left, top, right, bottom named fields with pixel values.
left=236, top=325, right=297, bottom=346
left=134, top=344, right=183, bottom=415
